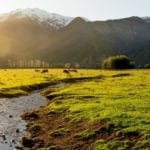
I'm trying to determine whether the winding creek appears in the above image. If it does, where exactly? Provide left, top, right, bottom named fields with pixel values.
left=0, top=83, right=65, bottom=150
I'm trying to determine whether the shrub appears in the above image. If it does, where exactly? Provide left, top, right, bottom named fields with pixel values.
left=65, top=63, right=71, bottom=69
left=144, top=64, right=150, bottom=69
left=102, top=55, right=135, bottom=70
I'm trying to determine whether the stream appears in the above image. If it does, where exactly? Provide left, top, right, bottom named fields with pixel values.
left=0, top=83, right=65, bottom=150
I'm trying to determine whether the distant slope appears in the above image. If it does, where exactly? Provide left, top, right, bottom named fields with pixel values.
left=42, top=16, right=150, bottom=67
left=0, top=9, right=150, bottom=67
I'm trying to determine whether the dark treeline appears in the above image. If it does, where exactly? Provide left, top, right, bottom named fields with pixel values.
left=0, top=57, right=149, bottom=69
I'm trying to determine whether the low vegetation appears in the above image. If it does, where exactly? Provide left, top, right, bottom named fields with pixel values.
left=144, top=63, right=150, bottom=69
left=102, top=55, right=135, bottom=70
left=21, top=69, right=150, bottom=150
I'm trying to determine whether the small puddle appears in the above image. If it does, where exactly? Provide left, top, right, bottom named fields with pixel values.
left=0, top=83, right=65, bottom=150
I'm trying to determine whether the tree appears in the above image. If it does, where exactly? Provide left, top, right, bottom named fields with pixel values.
left=74, top=63, right=80, bottom=69
left=102, top=55, right=135, bottom=70
left=144, top=64, right=150, bottom=69
left=65, top=63, right=71, bottom=69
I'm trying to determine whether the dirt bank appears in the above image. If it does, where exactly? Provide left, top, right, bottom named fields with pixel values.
left=0, top=91, right=48, bottom=150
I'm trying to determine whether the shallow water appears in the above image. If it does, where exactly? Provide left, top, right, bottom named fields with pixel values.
left=0, top=91, right=48, bottom=150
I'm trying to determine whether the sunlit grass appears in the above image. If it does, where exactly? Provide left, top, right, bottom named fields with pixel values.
left=42, top=69, right=150, bottom=149
left=0, top=69, right=150, bottom=149
left=0, top=69, right=103, bottom=97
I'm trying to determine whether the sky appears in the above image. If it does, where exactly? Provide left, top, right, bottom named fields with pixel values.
left=0, top=0, right=150, bottom=20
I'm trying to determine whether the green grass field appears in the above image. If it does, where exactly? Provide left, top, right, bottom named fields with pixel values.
left=15, top=69, right=149, bottom=150
left=0, top=69, right=149, bottom=149
left=0, top=69, right=101, bottom=97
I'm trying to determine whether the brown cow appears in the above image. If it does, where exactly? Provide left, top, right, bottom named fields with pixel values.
left=41, top=69, right=48, bottom=73
left=63, top=70, right=70, bottom=74
left=35, top=69, right=40, bottom=72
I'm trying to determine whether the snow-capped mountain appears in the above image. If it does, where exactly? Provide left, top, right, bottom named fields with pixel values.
left=0, top=8, right=74, bottom=29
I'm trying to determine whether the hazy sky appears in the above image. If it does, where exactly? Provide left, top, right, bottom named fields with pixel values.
left=0, top=0, right=150, bottom=20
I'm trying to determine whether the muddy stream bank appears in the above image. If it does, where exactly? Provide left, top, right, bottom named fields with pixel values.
left=0, top=83, right=65, bottom=150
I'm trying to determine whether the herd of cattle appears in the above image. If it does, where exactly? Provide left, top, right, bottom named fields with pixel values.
left=35, top=69, right=78, bottom=74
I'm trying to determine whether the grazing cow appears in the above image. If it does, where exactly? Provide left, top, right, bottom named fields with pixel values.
left=41, top=69, right=48, bottom=73
left=63, top=70, right=70, bottom=74
left=35, top=69, right=40, bottom=72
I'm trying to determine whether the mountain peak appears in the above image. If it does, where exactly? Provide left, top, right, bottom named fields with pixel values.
left=74, top=17, right=87, bottom=22
left=69, top=17, right=88, bottom=26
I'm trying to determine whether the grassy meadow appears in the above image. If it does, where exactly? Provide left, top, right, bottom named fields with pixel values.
left=14, top=69, right=150, bottom=150
left=0, top=69, right=101, bottom=97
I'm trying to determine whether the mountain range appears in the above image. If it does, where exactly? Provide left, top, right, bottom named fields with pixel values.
left=0, top=8, right=150, bottom=68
